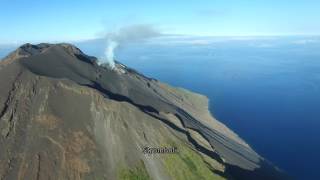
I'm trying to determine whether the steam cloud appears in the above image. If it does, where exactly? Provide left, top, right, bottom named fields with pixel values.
left=105, top=40, right=118, bottom=68
left=103, top=24, right=161, bottom=69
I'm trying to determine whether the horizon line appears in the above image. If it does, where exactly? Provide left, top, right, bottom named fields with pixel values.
left=1, top=34, right=320, bottom=46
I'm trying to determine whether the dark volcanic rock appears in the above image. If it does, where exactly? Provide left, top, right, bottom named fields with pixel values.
left=0, top=43, right=290, bottom=180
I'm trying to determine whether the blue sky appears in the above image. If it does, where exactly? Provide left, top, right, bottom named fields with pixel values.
left=0, top=0, right=319, bottom=43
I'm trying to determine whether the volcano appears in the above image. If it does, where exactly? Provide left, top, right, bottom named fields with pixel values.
left=0, top=43, right=289, bottom=180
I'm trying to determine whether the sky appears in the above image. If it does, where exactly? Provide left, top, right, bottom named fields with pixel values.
left=0, top=0, right=319, bottom=44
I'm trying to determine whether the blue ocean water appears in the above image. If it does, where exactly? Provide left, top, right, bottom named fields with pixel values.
left=110, top=36, right=320, bottom=179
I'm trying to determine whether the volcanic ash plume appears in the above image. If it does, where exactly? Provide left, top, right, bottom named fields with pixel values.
left=105, top=40, right=118, bottom=69
left=102, top=24, right=161, bottom=69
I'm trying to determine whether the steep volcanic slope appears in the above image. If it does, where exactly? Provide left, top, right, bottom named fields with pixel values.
left=0, top=43, right=289, bottom=180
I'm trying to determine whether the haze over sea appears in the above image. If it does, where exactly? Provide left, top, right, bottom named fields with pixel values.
left=1, top=36, right=319, bottom=179
left=79, top=36, right=320, bottom=179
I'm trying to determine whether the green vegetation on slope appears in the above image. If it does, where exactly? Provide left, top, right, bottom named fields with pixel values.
left=163, top=142, right=225, bottom=180
left=118, top=160, right=151, bottom=180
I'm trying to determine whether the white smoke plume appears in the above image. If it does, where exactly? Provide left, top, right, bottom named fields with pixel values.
left=105, top=40, right=118, bottom=68
left=102, top=24, right=161, bottom=69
